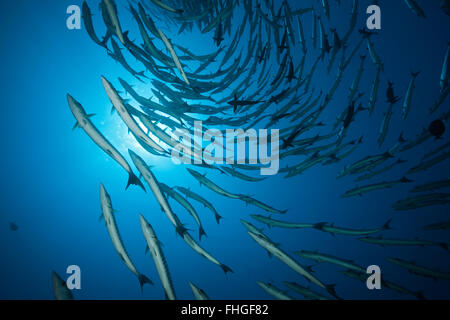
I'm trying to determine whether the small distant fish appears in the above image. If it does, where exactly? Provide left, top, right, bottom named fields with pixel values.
left=429, top=119, right=446, bottom=139
left=9, top=222, right=18, bottom=231
left=388, top=257, right=450, bottom=281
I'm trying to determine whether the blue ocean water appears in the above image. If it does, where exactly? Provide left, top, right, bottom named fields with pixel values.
left=0, top=0, right=449, bottom=300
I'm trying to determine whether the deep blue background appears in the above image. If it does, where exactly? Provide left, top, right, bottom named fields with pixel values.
left=0, top=0, right=449, bottom=299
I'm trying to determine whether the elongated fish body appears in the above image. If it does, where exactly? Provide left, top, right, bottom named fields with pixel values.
left=314, top=219, right=391, bottom=236
left=283, top=281, right=330, bottom=300
left=101, top=76, right=165, bottom=154
left=248, top=231, right=338, bottom=298
left=102, top=0, right=125, bottom=44
left=411, top=179, right=450, bottom=192
left=377, top=101, right=395, bottom=147
left=241, top=219, right=269, bottom=240
left=340, top=269, right=424, bottom=299
left=159, top=183, right=206, bottom=240
left=404, top=0, right=426, bottom=18
left=402, top=72, right=420, bottom=120
left=422, top=220, right=450, bottom=231
left=189, top=282, right=210, bottom=300
left=250, top=214, right=313, bottom=229
left=367, top=38, right=384, bottom=72
left=150, top=0, right=183, bottom=15
left=239, top=194, right=287, bottom=214
left=67, top=94, right=144, bottom=191
left=388, top=257, right=450, bottom=281
left=441, top=43, right=450, bottom=93
left=202, top=1, right=235, bottom=34
left=359, top=237, right=448, bottom=250
left=139, top=215, right=176, bottom=300
left=295, top=250, right=366, bottom=274
left=181, top=231, right=232, bottom=274
left=221, top=167, right=266, bottom=182
left=129, top=150, right=181, bottom=232
left=187, top=168, right=240, bottom=199
left=311, top=11, right=317, bottom=49
left=321, top=0, right=330, bottom=19
left=52, top=271, right=74, bottom=300
left=422, top=142, right=450, bottom=160
left=99, top=184, right=152, bottom=289
left=176, top=186, right=222, bottom=223
left=348, top=55, right=366, bottom=102
left=157, top=28, right=190, bottom=86
left=393, top=193, right=450, bottom=210
left=82, top=2, right=109, bottom=49
left=368, top=68, right=381, bottom=115
left=355, top=159, right=405, bottom=182
left=407, top=151, right=450, bottom=174
left=130, top=152, right=231, bottom=273
left=342, top=177, right=411, bottom=198
left=137, top=3, right=160, bottom=39
left=257, top=281, right=293, bottom=300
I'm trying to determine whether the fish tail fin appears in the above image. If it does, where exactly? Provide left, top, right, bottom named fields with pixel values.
left=199, top=226, right=207, bottom=240
left=415, top=290, right=426, bottom=300
left=138, top=274, right=153, bottom=292
left=383, top=219, right=393, bottom=230
left=326, top=284, right=341, bottom=300
left=215, top=213, right=223, bottom=224
left=411, top=70, right=421, bottom=78
left=137, top=70, right=148, bottom=79
left=220, top=264, right=233, bottom=275
left=400, top=176, right=413, bottom=183
left=439, top=243, right=449, bottom=251
left=176, top=224, right=188, bottom=237
left=126, top=172, right=146, bottom=192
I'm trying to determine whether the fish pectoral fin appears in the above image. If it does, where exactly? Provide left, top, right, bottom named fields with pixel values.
left=267, top=251, right=273, bottom=258
left=145, top=245, right=149, bottom=254
left=98, top=214, right=104, bottom=222
left=86, top=113, right=96, bottom=118
left=72, top=121, right=80, bottom=131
